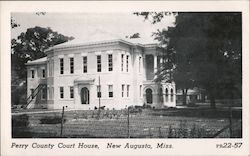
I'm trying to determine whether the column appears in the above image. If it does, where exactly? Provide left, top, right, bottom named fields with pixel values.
left=143, top=55, right=146, bottom=80
left=168, top=88, right=171, bottom=105
left=160, top=57, right=163, bottom=69
left=173, top=93, right=176, bottom=107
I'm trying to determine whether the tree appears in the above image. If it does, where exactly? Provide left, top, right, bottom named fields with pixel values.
left=11, top=26, right=74, bottom=105
left=12, top=26, right=74, bottom=79
left=135, top=12, right=242, bottom=108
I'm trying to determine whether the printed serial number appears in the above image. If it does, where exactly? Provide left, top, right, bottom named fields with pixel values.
left=216, top=142, right=242, bottom=148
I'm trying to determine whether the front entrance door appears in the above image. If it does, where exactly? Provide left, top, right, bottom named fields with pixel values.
left=146, top=88, right=153, bottom=104
left=81, top=87, right=89, bottom=104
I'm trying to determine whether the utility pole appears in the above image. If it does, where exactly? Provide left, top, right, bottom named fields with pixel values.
left=98, top=76, right=101, bottom=119
left=60, top=106, right=65, bottom=137
left=127, top=106, right=130, bottom=138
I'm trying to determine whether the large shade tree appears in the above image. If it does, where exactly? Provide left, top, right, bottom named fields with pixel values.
left=11, top=26, right=74, bottom=105
left=135, top=12, right=242, bottom=108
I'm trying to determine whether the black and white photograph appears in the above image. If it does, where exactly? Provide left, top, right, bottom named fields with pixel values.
left=10, top=11, right=243, bottom=139
left=1, top=1, right=249, bottom=156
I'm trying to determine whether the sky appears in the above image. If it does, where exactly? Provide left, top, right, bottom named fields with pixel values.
left=11, top=12, right=176, bottom=44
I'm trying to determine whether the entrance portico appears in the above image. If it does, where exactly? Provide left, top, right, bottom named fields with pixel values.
left=74, top=76, right=95, bottom=109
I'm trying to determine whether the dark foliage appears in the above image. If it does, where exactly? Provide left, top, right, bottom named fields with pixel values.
left=40, top=115, right=66, bottom=124
left=135, top=12, right=242, bottom=108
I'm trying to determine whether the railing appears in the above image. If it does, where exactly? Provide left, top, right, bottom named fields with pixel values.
left=25, top=84, right=46, bottom=109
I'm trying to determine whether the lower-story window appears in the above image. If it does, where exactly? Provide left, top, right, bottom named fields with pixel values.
left=60, top=87, right=64, bottom=99
left=139, top=85, right=142, bottom=97
left=108, top=85, right=113, bottom=98
left=70, top=86, right=74, bottom=98
left=121, top=85, right=125, bottom=97
left=41, top=88, right=46, bottom=100
left=171, top=89, right=174, bottom=102
left=30, top=89, right=34, bottom=99
left=127, top=85, right=130, bottom=97
left=97, top=85, right=101, bottom=98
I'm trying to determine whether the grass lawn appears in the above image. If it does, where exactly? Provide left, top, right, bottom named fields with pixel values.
left=12, top=108, right=242, bottom=138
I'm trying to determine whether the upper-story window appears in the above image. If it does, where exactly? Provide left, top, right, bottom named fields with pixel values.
left=108, top=54, right=113, bottom=71
left=83, top=56, right=87, bottom=73
left=70, top=57, right=74, bottom=74
left=31, top=70, right=35, bottom=78
left=121, top=54, right=124, bottom=71
left=139, top=56, right=141, bottom=73
left=60, top=58, right=64, bottom=75
left=126, top=55, right=129, bottom=72
left=97, top=55, right=101, bottom=72
left=108, top=85, right=113, bottom=98
left=42, top=69, right=46, bottom=78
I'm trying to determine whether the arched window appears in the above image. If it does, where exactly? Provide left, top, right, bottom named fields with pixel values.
left=165, top=88, right=168, bottom=102
left=171, top=88, right=174, bottom=102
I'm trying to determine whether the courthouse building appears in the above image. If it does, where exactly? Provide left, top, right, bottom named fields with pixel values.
left=25, top=32, right=176, bottom=110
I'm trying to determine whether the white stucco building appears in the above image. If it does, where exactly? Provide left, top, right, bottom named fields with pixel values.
left=26, top=33, right=176, bottom=110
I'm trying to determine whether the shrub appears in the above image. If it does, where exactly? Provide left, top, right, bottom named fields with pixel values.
left=40, top=115, right=66, bottom=124
left=12, top=114, right=29, bottom=127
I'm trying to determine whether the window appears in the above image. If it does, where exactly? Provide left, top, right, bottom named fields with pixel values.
left=166, top=88, right=168, bottom=102
left=108, top=54, right=113, bottom=71
left=31, top=70, right=35, bottom=78
left=83, top=56, right=87, bottom=73
left=126, top=55, right=129, bottom=72
left=97, top=85, right=101, bottom=98
left=48, top=87, right=50, bottom=100
left=122, top=85, right=125, bottom=97
left=97, top=55, right=101, bottom=72
left=42, top=69, right=46, bottom=78
left=171, top=89, right=174, bottom=102
left=41, top=88, right=46, bottom=99
left=31, top=89, right=34, bottom=99
left=51, top=87, right=54, bottom=99
left=70, top=57, right=74, bottom=74
left=139, top=56, right=141, bottom=73
left=70, top=86, right=74, bottom=98
left=127, top=85, right=130, bottom=97
left=51, top=60, right=54, bottom=76
left=121, top=54, right=124, bottom=71
left=140, top=85, right=142, bottom=97
left=108, top=85, right=113, bottom=97
left=60, top=58, right=64, bottom=74
left=60, top=87, right=64, bottom=99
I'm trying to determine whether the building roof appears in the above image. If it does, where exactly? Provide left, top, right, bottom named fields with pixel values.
left=25, top=57, right=47, bottom=65
left=46, top=30, right=159, bottom=52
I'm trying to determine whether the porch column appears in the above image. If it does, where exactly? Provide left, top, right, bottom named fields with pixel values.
left=173, top=93, right=176, bottom=107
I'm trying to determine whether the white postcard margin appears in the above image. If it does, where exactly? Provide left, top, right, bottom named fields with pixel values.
left=1, top=1, right=249, bottom=156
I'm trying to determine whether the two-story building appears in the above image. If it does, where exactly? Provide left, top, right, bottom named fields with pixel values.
left=25, top=32, right=176, bottom=110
